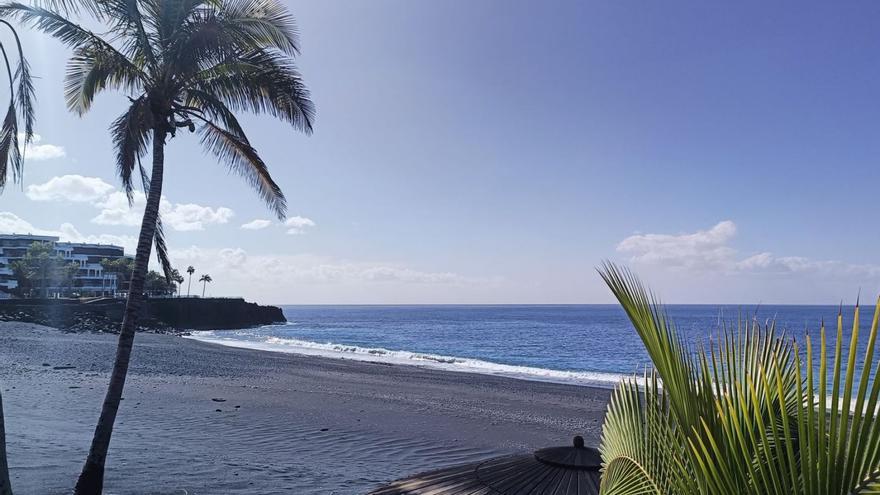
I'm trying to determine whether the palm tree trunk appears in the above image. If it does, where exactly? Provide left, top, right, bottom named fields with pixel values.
left=74, top=128, right=166, bottom=495
left=202, top=281, right=206, bottom=298
left=0, top=391, right=12, bottom=495
left=187, top=275, right=192, bottom=297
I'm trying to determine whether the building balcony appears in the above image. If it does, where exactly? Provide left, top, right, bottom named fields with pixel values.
left=76, top=286, right=117, bottom=292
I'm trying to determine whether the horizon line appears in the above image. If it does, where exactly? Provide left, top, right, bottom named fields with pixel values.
left=265, top=302, right=869, bottom=307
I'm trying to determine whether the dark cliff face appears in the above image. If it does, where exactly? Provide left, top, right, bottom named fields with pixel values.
left=145, top=298, right=286, bottom=330
left=0, top=298, right=286, bottom=331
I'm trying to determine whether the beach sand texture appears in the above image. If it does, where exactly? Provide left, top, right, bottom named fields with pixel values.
left=0, top=322, right=609, bottom=494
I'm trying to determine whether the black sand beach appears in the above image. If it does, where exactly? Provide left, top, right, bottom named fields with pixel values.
left=0, top=322, right=609, bottom=494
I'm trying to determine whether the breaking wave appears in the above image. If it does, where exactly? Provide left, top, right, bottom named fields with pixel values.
left=185, top=330, right=628, bottom=388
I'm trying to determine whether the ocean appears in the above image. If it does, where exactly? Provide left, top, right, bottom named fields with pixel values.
left=187, top=304, right=876, bottom=389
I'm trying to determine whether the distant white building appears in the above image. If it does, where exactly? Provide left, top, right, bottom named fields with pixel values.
left=0, top=234, right=128, bottom=298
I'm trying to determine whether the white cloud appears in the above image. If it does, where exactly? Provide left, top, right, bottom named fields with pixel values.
left=617, top=220, right=737, bottom=269
left=18, top=134, right=65, bottom=161
left=162, top=203, right=234, bottom=231
left=56, top=224, right=138, bottom=253
left=285, top=216, right=316, bottom=235
left=91, top=191, right=144, bottom=226
left=358, top=266, right=466, bottom=284
left=26, top=175, right=115, bottom=202
left=736, top=253, right=880, bottom=279
left=165, top=246, right=496, bottom=302
left=217, top=247, right=248, bottom=268
left=24, top=177, right=234, bottom=232
left=171, top=247, right=474, bottom=286
left=617, top=220, right=880, bottom=280
left=241, top=219, right=272, bottom=230
left=92, top=193, right=234, bottom=231
left=0, top=211, right=57, bottom=236
left=241, top=217, right=317, bottom=234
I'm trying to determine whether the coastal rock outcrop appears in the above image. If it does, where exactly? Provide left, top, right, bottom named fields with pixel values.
left=146, top=298, right=285, bottom=330
left=0, top=297, right=285, bottom=333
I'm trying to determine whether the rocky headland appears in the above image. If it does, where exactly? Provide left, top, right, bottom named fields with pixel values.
left=0, top=297, right=286, bottom=333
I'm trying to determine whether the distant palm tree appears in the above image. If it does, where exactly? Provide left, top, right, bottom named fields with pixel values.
left=171, top=269, right=184, bottom=297
left=186, top=265, right=195, bottom=297
left=0, top=1, right=314, bottom=492
left=199, top=274, right=212, bottom=298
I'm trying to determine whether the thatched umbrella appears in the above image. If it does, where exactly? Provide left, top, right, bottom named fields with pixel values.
left=369, top=436, right=601, bottom=495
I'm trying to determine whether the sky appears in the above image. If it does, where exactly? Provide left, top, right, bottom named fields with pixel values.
left=2, top=0, right=880, bottom=304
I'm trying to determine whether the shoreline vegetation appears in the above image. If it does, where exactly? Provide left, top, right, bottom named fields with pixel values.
left=0, top=298, right=286, bottom=334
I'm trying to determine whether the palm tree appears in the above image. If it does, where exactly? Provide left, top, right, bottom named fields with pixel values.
left=185, top=265, right=195, bottom=297
left=0, top=15, right=33, bottom=495
left=170, top=268, right=184, bottom=297
left=199, top=273, right=212, bottom=297
left=0, top=1, right=314, bottom=492
left=597, top=263, right=880, bottom=495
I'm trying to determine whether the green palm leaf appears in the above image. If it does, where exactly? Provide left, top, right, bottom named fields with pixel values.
left=598, top=263, right=880, bottom=495
left=110, top=96, right=153, bottom=199
left=853, top=470, right=880, bottom=494
left=65, top=43, right=143, bottom=114
left=198, top=119, right=286, bottom=219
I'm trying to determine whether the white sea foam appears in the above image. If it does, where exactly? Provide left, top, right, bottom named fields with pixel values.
left=184, top=330, right=629, bottom=389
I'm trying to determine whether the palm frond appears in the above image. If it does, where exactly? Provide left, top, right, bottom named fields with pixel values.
left=65, top=43, right=143, bottom=114
left=163, top=9, right=242, bottom=79
left=153, top=213, right=173, bottom=282
left=16, top=0, right=117, bottom=19
left=13, top=53, right=33, bottom=140
left=105, top=0, right=158, bottom=69
left=600, top=373, right=696, bottom=495
left=110, top=97, right=153, bottom=201
left=1, top=2, right=119, bottom=49
left=599, top=263, right=715, bottom=431
left=0, top=1, right=147, bottom=116
left=165, top=0, right=299, bottom=77
left=184, top=88, right=246, bottom=136
left=151, top=0, right=209, bottom=43
left=191, top=49, right=314, bottom=132
left=853, top=470, right=880, bottom=495
left=0, top=19, right=34, bottom=143
left=0, top=40, right=16, bottom=179
left=0, top=102, right=16, bottom=189
left=220, top=0, right=300, bottom=55
left=598, top=263, right=880, bottom=495
left=198, top=120, right=286, bottom=219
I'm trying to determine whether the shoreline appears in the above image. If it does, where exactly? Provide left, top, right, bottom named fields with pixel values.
left=186, top=330, right=630, bottom=390
left=1, top=322, right=610, bottom=494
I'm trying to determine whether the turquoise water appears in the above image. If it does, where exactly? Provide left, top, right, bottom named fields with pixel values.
left=189, top=304, right=878, bottom=388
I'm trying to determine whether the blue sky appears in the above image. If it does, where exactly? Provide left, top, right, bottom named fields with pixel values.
left=2, top=0, right=880, bottom=304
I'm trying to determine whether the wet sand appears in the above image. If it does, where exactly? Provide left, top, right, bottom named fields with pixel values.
left=0, top=322, right=610, bottom=494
